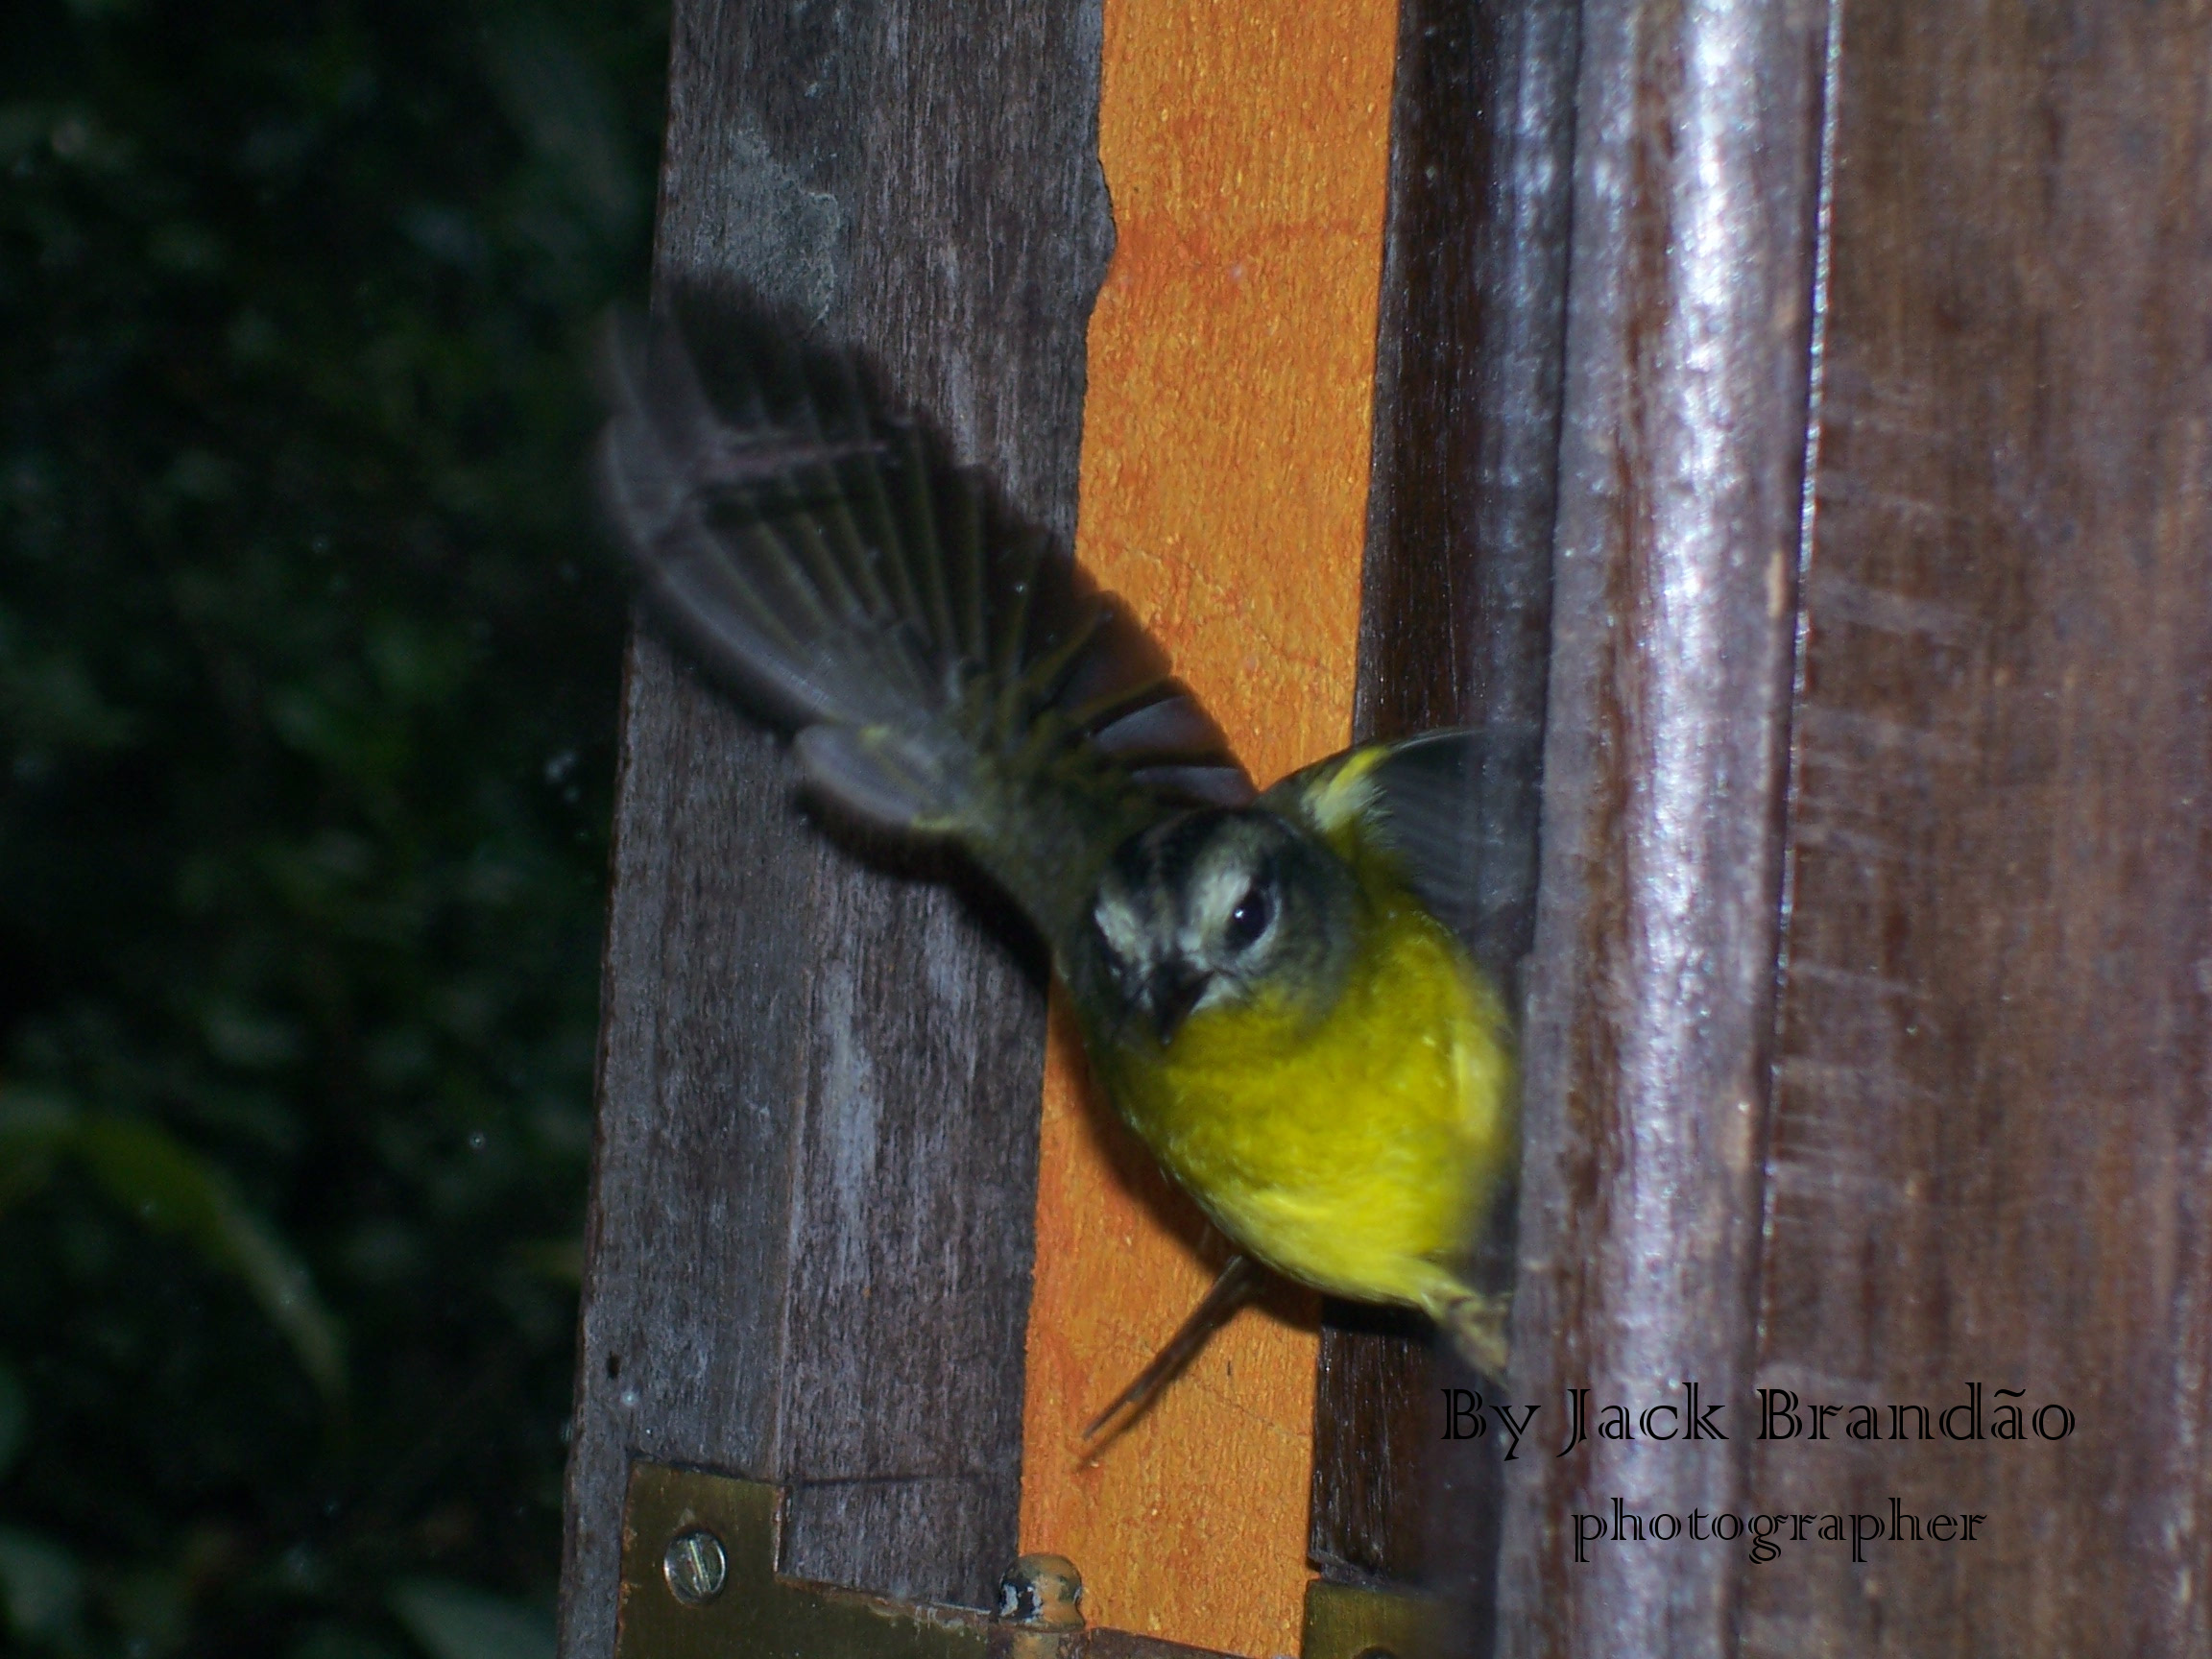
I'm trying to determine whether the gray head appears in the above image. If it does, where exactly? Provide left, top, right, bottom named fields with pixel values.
left=1082, top=807, right=1359, bottom=1046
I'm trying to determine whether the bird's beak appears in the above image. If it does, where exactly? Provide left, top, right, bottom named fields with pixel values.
left=1148, top=964, right=1212, bottom=1045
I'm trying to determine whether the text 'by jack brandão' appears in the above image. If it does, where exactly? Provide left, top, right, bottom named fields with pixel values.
left=1438, top=1379, right=2075, bottom=1565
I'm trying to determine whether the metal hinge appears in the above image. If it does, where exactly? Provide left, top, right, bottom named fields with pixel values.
left=613, top=1460, right=1434, bottom=1659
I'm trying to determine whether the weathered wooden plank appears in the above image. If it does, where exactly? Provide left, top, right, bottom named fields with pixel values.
left=1309, top=0, right=1580, bottom=1634
left=1494, top=0, right=1827, bottom=1651
left=556, top=3, right=1113, bottom=1655
left=1740, top=5, right=2212, bottom=1654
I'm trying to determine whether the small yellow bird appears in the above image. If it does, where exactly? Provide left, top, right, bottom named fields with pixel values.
left=595, top=312, right=1516, bottom=1430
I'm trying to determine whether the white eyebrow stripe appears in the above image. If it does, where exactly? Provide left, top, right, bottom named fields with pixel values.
left=1093, top=881, right=1157, bottom=969
left=1189, top=858, right=1250, bottom=926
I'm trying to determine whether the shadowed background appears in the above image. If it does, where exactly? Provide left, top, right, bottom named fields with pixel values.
left=0, top=1, right=664, bottom=1653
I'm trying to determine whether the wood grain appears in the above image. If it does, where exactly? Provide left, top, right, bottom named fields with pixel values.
left=1310, top=0, right=1580, bottom=1624
left=1493, top=0, right=1827, bottom=1653
left=556, top=3, right=1112, bottom=1654
left=1740, top=4, right=2212, bottom=1654
left=1014, top=1, right=1399, bottom=1653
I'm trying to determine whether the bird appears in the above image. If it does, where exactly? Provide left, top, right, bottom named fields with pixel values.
left=593, top=308, right=1518, bottom=1438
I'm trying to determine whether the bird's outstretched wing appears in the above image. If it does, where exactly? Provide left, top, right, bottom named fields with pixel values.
left=595, top=310, right=1253, bottom=943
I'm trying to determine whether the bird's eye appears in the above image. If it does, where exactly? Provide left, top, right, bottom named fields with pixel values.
left=1224, top=881, right=1272, bottom=950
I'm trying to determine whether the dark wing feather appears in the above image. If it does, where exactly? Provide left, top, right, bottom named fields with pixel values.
left=594, top=309, right=1254, bottom=938
left=1286, top=728, right=1541, bottom=968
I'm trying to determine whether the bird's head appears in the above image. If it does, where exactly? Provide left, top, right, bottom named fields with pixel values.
left=1085, top=807, right=1358, bottom=1046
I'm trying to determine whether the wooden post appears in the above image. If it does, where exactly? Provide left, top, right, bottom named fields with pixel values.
left=1494, top=1, right=2212, bottom=1656
left=1496, top=0, right=1826, bottom=1652
left=1743, top=4, right=2212, bottom=1652
left=556, top=2, right=1111, bottom=1654
left=1012, top=0, right=1402, bottom=1649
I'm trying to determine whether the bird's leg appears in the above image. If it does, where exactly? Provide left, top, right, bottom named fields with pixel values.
left=1438, top=1286, right=1512, bottom=1382
left=1082, top=1254, right=1263, bottom=1452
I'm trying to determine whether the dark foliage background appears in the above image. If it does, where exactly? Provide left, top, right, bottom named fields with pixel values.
left=0, top=0, right=665, bottom=1652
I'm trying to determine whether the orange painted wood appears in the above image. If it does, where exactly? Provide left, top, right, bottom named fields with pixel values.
left=1015, top=1, right=1399, bottom=1653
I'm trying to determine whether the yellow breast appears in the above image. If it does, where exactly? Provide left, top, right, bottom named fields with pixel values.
left=1093, top=881, right=1514, bottom=1311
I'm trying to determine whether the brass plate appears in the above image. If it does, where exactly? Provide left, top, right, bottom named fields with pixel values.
left=1299, top=1579, right=1437, bottom=1659
left=615, top=1463, right=991, bottom=1659
left=613, top=1459, right=1404, bottom=1659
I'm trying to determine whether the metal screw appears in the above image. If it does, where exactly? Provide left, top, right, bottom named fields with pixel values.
left=997, top=1552, right=1084, bottom=1632
left=663, top=1527, right=728, bottom=1604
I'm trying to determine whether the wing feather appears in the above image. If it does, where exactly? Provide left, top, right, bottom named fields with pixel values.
left=1271, top=727, right=1539, bottom=962
left=595, top=308, right=1255, bottom=939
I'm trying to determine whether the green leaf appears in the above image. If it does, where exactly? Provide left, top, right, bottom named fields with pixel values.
left=389, top=1580, right=553, bottom=1659
left=108, top=1561, right=191, bottom=1655
left=0, top=1088, right=76, bottom=1146
left=0, top=1089, right=72, bottom=1223
left=508, top=1238, right=582, bottom=1288
left=74, top=1115, right=347, bottom=1401
left=0, top=1363, right=25, bottom=1481
left=0, top=1527, right=84, bottom=1645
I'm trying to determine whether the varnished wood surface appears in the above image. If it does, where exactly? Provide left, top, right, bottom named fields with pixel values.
left=1489, top=0, right=2212, bottom=1654
left=1741, top=4, right=2212, bottom=1654
left=1495, top=0, right=1826, bottom=1653
left=556, top=2, right=1112, bottom=1654
left=1309, top=0, right=1580, bottom=1631
left=1013, top=2, right=1401, bottom=1651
